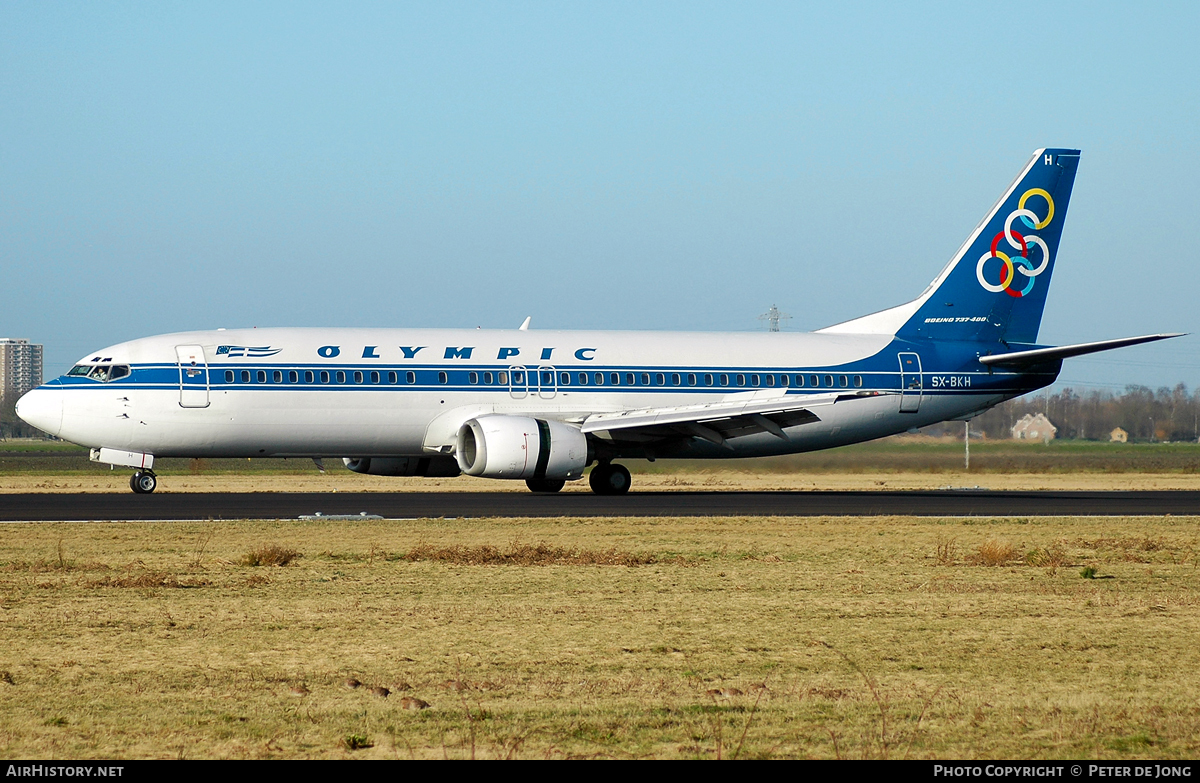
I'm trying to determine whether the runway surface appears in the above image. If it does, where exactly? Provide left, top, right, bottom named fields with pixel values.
left=3, top=490, right=1199, bottom=521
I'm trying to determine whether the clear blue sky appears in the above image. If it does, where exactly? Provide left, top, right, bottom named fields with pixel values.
left=3, top=1, right=1197, bottom=391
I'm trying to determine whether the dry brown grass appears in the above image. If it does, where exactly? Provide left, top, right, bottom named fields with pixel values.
left=83, top=571, right=212, bottom=588
left=400, top=540, right=661, bottom=567
left=935, top=536, right=958, bottom=565
left=240, top=543, right=301, bottom=567
left=1025, top=545, right=1070, bottom=568
left=2, top=515, right=1200, bottom=759
left=969, top=538, right=1016, bottom=566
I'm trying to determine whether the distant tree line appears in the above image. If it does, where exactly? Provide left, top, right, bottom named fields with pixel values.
left=945, top=385, right=1200, bottom=442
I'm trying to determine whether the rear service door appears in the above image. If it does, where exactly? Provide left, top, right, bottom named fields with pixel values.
left=898, top=352, right=922, bottom=413
left=175, top=345, right=210, bottom=408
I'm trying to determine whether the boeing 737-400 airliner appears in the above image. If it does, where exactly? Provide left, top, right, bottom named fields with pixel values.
left=16, top=148, right=1182, bottom=494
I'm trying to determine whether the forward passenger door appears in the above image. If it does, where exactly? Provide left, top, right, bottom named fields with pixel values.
left=175, top=345, right=210, bottom=408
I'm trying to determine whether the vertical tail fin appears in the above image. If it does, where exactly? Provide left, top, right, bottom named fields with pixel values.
left=819, top=148, right=1080, bottom=344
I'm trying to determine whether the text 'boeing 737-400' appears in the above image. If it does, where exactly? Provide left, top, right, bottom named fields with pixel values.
left=16, top=149, right=1183, bottom=494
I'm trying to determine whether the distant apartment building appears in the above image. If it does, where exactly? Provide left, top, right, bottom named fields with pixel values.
left=0, top=338, right=43, bottom=402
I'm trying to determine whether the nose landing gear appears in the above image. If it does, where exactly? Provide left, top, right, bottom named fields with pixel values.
left=130, top=471, right=158, bottom=494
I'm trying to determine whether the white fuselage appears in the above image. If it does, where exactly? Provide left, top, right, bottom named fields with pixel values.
left=20, top=326, right=1022, bottom=467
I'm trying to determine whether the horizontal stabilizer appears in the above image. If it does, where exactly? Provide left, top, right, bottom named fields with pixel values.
left=978, top=333, right=1185, bottom=368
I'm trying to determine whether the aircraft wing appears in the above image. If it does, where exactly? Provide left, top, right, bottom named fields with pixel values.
left=978, top=333, right=1184, bottom=368
left=580, top=390, right=890, bottom=448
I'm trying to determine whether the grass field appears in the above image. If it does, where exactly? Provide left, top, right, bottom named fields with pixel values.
left=2, top=514, right=1199, bottom=759
left=3, top=437, right=1199, bottom=493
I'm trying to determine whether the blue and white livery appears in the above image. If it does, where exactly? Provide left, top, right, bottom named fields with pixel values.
left=16, top=149, right=1181, bottom=494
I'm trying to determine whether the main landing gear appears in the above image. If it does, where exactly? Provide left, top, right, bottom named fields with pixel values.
left=130, top=470, right=158, bottom=494
left=523, top=464, right=632, bottom=495
left=589, top=462, right=631, bottom=495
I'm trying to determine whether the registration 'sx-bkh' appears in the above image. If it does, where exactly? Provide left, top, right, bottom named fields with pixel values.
left=17, top=149, right=1181, bottom=494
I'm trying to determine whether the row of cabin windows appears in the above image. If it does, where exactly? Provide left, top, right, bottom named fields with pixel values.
left=224, top=369, right=864, bottom=389
left=547, top=372, right=864, bottom=389
left=225, top=369, right=419, bottom=385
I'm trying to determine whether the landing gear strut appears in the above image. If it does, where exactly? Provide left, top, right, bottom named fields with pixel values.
left=589, top=462, right=631, bottom=495
left=130, top=471, right=158, bottom=494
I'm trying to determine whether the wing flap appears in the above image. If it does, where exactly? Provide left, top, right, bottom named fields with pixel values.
left=582, top=391, right=888, bottom=444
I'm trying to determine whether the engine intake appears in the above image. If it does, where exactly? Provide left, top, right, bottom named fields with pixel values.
left=455, top=416, right=587, bottom=480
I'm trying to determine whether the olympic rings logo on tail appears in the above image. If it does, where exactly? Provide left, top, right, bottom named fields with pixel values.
left=975, top=188, right=1055, bottom=298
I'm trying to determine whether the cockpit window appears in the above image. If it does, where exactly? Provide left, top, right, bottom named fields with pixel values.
left=69, top=364, right=130, bottom=382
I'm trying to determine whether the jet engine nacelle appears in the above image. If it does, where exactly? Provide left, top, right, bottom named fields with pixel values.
left=455, top=415, right=588, bottom=480
left=342, top=456, right=461, bottom=477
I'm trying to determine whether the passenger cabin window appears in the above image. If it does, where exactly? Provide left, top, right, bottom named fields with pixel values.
left=336, top=371, right=346, bottom=383
left=655, top=373, right=665, bottom=385
left=388, top=371, right=397, bottom=384
left=406, top=371, right=416, bottom=384
left=577, top=373, right=587, bottom=385
left=704, top=374, right=713, bottom=386
left=687, top=373, right=696, bottom=386
left=810, top=374, right=819, bottom=387
left=438, top=371, right=448, bottom=384
left=736, top=374, right=746, bottom=386
left=719, top=374, right=729, bottom=386
left=469, top=372, right=479, bottom=384
left=483, top=371, right=493, bottom=384
left=671, top=373, right=681, bottom=386
left=241, top=370, right=251, bottom=383
left=641, top=373, right=650, bottom=385
left=225, top=370, right=234, bottom=382
left=353, top=371, right=363, bottom=383
left=256, top=370, right=267, bottom=383
left=625, top=373, right=635, bottom=385
left=289, top=371, right=298, bottom=383
left=273, top=370, right=283, bottom=383
left=320, top=371, right=330, bottom=383
left=371, top=371, right=380, bottom=383
left=839, top=375, right=849, bottom=387
left=305, top=371, right=314, bottom=383
left=824, top=375, right=834, bottom=387
left=595, top=372, right=604, bottom=385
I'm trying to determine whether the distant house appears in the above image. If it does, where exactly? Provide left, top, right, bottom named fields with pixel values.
left=1012, top=413, right=1058, bottom=442
left=1110, top=427, right=1128, bottom=443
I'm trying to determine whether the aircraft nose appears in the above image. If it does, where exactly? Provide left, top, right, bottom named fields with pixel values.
left=15, top=386, right=63, bottom=437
